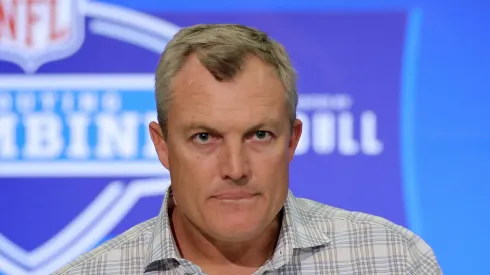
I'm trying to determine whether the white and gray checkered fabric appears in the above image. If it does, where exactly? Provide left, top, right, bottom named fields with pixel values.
left=53, top=188, right=442, bottom=275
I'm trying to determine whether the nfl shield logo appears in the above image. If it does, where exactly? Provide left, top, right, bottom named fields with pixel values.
left=0, top=0, right=86, bottom=73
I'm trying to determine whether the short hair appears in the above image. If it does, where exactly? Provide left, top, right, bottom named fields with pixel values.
left=154, top=24, right=298, bottom=138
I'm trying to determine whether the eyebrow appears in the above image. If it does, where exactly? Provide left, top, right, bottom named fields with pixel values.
left=183, top=118, right=283, bottom=135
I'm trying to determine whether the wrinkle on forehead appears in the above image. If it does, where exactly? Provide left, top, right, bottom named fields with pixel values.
left=168, top=54, right=288, bottom=133
left=173, top=53, right=281, bottom=95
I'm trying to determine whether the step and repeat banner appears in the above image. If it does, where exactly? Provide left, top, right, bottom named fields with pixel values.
left=0, top=1, right=420, bottom=274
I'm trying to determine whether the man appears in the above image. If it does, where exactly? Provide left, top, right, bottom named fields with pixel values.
left=54, top=24, right=442, bottom=275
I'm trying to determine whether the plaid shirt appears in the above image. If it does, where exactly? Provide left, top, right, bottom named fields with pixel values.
left=53, top=188, right=442, bottom=275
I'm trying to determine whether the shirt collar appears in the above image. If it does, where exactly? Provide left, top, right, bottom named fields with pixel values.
left=144, top=186, right=181, bottom=270
left=144, top=187, right=331, bottom=271
left=268, top=190, right=331, bottom=268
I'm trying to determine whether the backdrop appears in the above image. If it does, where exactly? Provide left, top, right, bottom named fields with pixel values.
left=0, top=0, right=488, bottom=274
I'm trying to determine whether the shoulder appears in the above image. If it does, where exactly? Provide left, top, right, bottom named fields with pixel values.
left=52, top=217, right=157, bottom=275
left=293, top=197, right=442, bottom=274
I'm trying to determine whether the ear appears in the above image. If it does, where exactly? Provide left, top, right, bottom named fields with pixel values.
left=288, top=119, right=303, bottom=162
left=149, top=121, right=170, bottom=170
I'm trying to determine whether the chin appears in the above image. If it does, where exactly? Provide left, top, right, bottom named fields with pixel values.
left=207, top=214, right=267, bottom=242
left=211, top=226, right=262, bottom=243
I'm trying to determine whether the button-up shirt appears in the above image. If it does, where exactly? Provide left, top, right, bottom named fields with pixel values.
left=53, top=188, right=442, bottom=274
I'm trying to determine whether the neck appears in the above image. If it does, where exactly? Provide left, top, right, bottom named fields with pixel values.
left=171, top=207, right=282, bottom=269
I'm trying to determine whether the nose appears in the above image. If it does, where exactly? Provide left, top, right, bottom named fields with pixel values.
left=219, top=139, right=250, bottom=184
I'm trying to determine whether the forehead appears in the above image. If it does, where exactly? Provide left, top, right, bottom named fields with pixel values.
left=169, top=54, right=287, bottom=127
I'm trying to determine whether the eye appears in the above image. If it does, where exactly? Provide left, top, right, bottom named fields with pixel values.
left=194, top=133, right=212, bottom=144
left=252, top=131, right=272, bottom=141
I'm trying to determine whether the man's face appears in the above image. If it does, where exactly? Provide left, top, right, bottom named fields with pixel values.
left=150, top=54, right=302, bottom=242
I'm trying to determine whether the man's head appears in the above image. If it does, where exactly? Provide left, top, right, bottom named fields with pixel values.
left=149, top=24, right=302, bottom=242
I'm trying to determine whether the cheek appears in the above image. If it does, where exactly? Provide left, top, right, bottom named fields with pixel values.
left=250, top=141, right=290, bottom=167
left=168, top=147, right=217, bottom=198
left=250, top=151, right=289, bottom=186
left=168, top=140, right=208, bottom=171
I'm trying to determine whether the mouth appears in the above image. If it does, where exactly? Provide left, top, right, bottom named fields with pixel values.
left=212, top=192, right=258, bottom=201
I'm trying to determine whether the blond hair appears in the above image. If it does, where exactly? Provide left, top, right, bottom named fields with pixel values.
left=154, top=24, right=298, bottom=138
